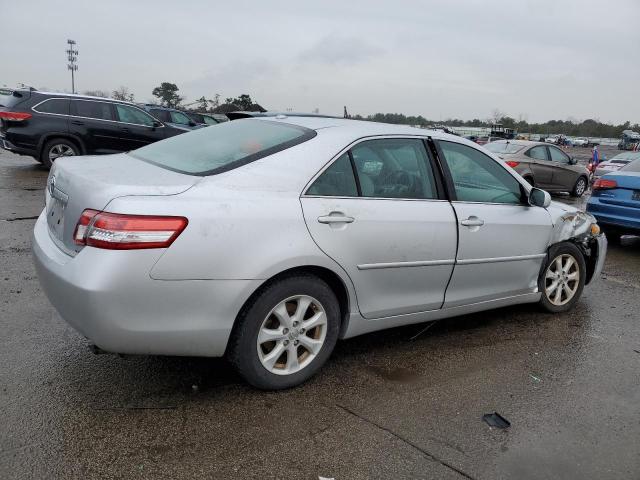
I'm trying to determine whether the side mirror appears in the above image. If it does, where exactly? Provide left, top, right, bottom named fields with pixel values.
left=529, top=187, right=551, bottom=208
left=188, top=120, right=197, bottom=127
left=569, top=157, right=577, bottom=165
left=152, top=121, right=162, bottom=128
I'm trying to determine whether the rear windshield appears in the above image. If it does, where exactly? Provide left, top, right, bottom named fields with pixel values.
left=0, top=89, right=29, bottom=108
left=484, top=142, right=525, bottom=154
left=129, top=119, right=316, bottom=175
left=612, top=152, right=640, bottom=161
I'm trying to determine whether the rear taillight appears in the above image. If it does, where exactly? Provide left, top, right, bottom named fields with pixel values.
left=74, top=210, right=188, bottom=249
left=592, top=179, right=618, bottom=190
left=506, top=160, right=520, bottom=168
left=0, top=111, right=32, bottom=121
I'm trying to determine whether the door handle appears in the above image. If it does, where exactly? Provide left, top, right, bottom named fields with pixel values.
left=460, top=216, right=484, bottom=227
left=70, top=120, right=84, bottom=126
left=318, top=213, right=355, bottom=224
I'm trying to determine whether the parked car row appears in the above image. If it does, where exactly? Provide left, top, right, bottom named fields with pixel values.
left=0, top=89, right=226, bottom=167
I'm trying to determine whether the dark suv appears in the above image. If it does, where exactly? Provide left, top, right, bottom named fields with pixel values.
left=0, top=89, right=187, bottom=167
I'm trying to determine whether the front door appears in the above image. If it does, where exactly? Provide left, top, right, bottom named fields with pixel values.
left=301, top=138, right=458, bottom=319
left=113, top=104, right=167, bottom=151
left=69, top=99, right=121, bottom=154
left=548, top=145, right=579, bottom=189
left=526, top=145, right=554, bottom=187
left=437, top=140, right=552, bottom=307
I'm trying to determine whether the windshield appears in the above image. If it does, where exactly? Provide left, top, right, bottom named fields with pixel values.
left=129, top=119, right=316, bottom=175
left=484, top=142, right=525, bottom=154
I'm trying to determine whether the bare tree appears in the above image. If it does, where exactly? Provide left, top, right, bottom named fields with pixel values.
left=112, top=86, right=135, bottom=102
left=489, top=108, right=505, bottom=124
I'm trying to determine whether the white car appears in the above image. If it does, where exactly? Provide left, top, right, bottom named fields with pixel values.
left=33, top=116, right=607, bottom=389
left=572, top=137, right=589, bottom=147
left=594, top=152, right=640, bottom=180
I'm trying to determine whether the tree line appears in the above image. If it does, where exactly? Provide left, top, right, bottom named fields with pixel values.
left=353, top=112, right=639, bottom=139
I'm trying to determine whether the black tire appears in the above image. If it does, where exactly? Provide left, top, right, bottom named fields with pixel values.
left=570, top=176, right=588, bottom=197
left=538, top=242, right=586, bottom=313
left=601, top=226, right=621, bottom=245
left=40, top=138, right=78, bottom=168
left=227, top=274, right=340, bottom=390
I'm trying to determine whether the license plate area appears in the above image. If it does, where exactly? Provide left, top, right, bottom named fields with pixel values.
left=46, top=195, right=66, bottom=241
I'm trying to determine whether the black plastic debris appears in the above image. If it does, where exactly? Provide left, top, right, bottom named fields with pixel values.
left=482, top=412, right=511, bottom=429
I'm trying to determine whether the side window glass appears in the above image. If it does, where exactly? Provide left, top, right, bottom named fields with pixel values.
left=307, top=153, right=358, bottom=197
left=35, top=99, right=69, bottom=115
left=549, top=146, right=570, bottom=163
left=203, top=115, right=218, bottom=125
left=351, top=139, right=437, bottom=199
left=526, top=146, right=548, bottom=160
left=170, top=111, right=191, bottom=125
left=439, top=141, right=523, bottom=204
left=73, top=100, right=114, bottom=121
left=150, top=109, right=171, bottom=122
left=115, top=105, right=154, bottom=126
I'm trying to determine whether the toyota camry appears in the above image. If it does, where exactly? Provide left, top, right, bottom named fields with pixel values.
left=33, top=116, right=607, bottom=389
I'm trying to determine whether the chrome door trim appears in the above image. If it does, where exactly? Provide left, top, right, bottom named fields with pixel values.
left=456, top=253, right=546, bottom=265
left=357, top=259, right=455, bottom=270
left=31, top=98, right=163, bottom=128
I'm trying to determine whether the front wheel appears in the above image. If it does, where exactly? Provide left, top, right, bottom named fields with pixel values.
left=570, top=176, right=588, bottom=197
left=538, top=242, right=586, bottom=313
left=228, top=274, right=340, bottom=390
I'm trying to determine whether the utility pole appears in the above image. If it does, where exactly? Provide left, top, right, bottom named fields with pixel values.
left=66, top=39, right=78, bottom=93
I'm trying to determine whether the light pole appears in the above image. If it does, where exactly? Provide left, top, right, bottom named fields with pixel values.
left=66, top=39, right=78, bottom=93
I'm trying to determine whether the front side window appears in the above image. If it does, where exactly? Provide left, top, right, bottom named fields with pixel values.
left=307, top=153, right=358, bottom=197
left=34, top=99, right=69, bottom=115
left=548, top=146, right=570, bottom=163
left=115, top=104, right=154, bottom=126
left=202, top=115, right=219, bottom=125
left=72, top=100, right=114, bottom=121
left=149, top=109, right=171, bottom=122
left=526, top=145, right=548, bottom=161
left=351, top=139, right=437, bottom=199
left=129, top=119, right=316, bottom=175
left=170, top=111, right=191, bottom=125
left=439, top=141, right=523, bottom=204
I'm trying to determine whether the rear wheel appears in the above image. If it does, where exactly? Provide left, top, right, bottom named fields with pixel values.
left=228, top=274, right=340, bottom=390
left=40, top=138, right=78, bottom=168
left=538, top=242, right=586, bottom=313
left=570, top=176, right=588, bottom=197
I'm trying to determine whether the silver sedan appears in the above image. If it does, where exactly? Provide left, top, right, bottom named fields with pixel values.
left=33, top=117, right=607, bottom=389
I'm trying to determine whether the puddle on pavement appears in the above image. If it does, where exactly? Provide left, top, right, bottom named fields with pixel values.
left=368, top=365, right=422, bottom=383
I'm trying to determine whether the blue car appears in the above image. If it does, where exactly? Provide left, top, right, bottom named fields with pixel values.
left=587, top=159, right=640, bottom=240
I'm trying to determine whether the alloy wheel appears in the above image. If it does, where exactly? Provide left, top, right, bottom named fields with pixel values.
left=544, top=254, right=580, bottom=306
left=575, top=178, right=586, bottom=196
left=256, top=295, right=327, bottom=375
left=48, top=144, right=76, bottom=162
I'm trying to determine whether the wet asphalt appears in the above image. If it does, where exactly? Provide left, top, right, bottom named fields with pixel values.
left=1, top=147, right=639, bottom=480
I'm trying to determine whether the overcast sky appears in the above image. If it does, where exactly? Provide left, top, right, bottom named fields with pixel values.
left=2, top=0, right=639, bottom=123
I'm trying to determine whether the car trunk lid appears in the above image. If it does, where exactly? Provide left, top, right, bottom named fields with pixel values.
left=45, top=153, right=200, bottom=255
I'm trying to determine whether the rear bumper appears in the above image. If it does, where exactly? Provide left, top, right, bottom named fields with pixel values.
left=32, top=212, right=261, bottom=357
left=1, top=136, right=37, bottom=157
left=587, top=198, right=640, bottom=232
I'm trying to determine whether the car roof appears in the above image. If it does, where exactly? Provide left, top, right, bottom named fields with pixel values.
left=247, top=115, right=463, bottom=141
left=31, top=90, right=137, bottom=106
left=491, top=139, right=546, bottom=147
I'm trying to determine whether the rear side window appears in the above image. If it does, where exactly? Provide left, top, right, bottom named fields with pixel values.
left=72, top=100, right=114, bottom=121
left=307, top=154, right=358, bottom=197
left=34, top=99, right=69, bottom=115
left=129, top=119, right=316, bottom=175
left=351, top=139, right=437, bottom=199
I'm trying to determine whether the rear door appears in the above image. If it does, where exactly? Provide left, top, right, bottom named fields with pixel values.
left=301, top=137, right=457, bottom=319
left=69, top=99, right=121, bottom=154
left=525, top=145, right=553, bottom=187
left=113, top=103, right=167, bottom=151
left=437, top=140, right=552, bottom=307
